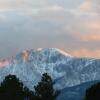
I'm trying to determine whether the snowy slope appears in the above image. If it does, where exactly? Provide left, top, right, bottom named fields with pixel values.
left=0, top=48, right=100, bottom=90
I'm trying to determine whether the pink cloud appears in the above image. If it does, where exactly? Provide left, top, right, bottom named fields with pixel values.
left=71, top=48, right=100, bottom=58
left=71, top=20, right=100, bottom=42
left=0, top=59, right=9, bottom=67
left=79, top=0, right=100, bottom=13
left=80, top=33, right=100, bottom=42
left=79, top=0, right=92, bottom=12
left=86, top=21, right=100, bottom=31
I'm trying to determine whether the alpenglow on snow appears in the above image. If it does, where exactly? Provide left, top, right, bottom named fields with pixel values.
left=0, top=48, right=100, bottom=90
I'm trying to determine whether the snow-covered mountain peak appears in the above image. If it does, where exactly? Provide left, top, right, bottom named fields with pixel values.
left=13, top=48, right=72, bottom=63
left=36, top=48, right=72, bottom=57
left=0, top=48, right=100, bottom=90
left=52, top=48, right=72, bottom=57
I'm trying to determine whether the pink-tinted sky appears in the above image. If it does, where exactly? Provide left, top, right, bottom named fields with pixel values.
left=0, top=0, right=100, bottom=59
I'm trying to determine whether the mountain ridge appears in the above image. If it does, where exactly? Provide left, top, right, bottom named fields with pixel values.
left=0, top=48, right=100, bottom=91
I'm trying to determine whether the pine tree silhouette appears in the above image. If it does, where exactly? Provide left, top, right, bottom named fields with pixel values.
left=84, top=82, right=100, bottom=100
left=34, top=73, right=60, bottom=100
left=0, top=75, right=25, bottom=100
left=24, top=86, right=36, bottom=100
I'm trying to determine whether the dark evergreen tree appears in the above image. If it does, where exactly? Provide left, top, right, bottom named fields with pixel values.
left=34, top=73, right=60, bottom=100
left=84, top=82, right=100, bottom=100
left=24, top=86, right=36, bottom=100
left=0, top=75, right=25, bottom=100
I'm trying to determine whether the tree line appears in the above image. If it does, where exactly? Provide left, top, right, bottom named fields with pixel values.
left=0, top=73, right=60, bottom=100
left=0, top=72, right=100, bottom=100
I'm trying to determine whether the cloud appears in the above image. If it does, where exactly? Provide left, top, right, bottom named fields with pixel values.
left=63, top=17, right=100, bottom=42
left=71, top=48, right=100, bottom=58
left=0, top=0, right=47, bottom=9
left=78, top=21, right=100, bottom=42
left=86, top=21, right=100, bottom=31
left=80, top=33, right=100, bottom=42
left=79, top=0, right=93, bottom=12
left=0, top=0, right=99, bottom=17
left=0, top=0, right=100, bottom=59
left=79, top=0, right=100, bottom=14
left=69, top=0, right=100, bottom=17
left=32, top=5, right=73, bottom=20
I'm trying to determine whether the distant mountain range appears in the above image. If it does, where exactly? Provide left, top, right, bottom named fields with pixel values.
left=0, top=48, right=100, bottom=99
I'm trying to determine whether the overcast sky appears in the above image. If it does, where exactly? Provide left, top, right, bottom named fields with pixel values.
left=0, top=0, right=100, bottom=59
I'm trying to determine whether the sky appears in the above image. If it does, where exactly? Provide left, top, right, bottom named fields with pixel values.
left=0, top=0, right=100, bottom=59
